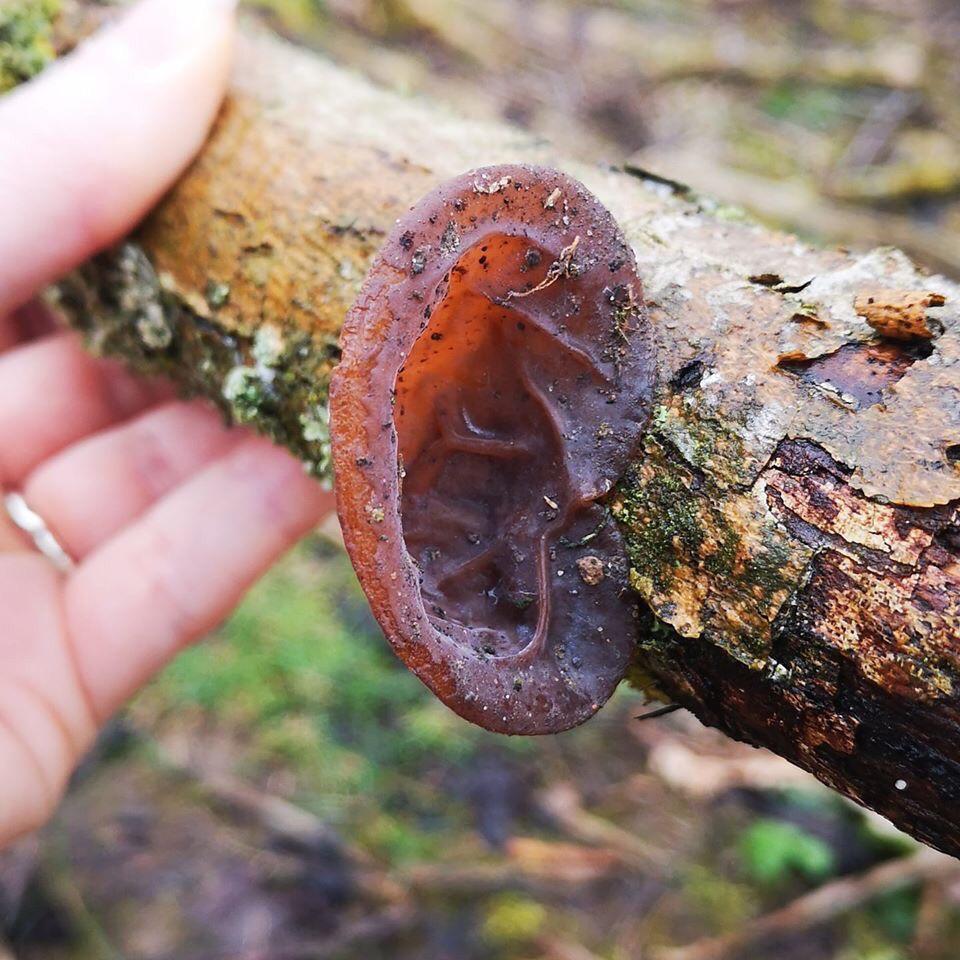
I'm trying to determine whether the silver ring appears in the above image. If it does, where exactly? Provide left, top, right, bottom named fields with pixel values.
left=3, top=493, right=74, bottom=571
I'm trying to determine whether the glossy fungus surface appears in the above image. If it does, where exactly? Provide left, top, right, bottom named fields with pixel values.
left=331, top=165, right=654, bottom=734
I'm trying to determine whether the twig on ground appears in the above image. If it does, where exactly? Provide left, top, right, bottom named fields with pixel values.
left=536, top=782, right=668, bottom=871
left=398, top=860, right=535, bottom=895
left=396, top=846, right=620, bottom=897
left=537, top=936, right=608, bottom=960
left=651, top=848, right=959, bottom=960
left=138, top=731, right=409, bottom=905
left=910, top=876, right=951, bottom=958
left=180, top=767, right=348, bottom=853
left=270, top=904, right=419, bottom=960
left=40, top=838, right=122, bottom=960
left=836, top=89, right=918, bottom=169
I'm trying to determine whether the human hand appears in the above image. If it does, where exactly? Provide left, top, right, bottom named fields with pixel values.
left=0, top=0, right=333, bottom=846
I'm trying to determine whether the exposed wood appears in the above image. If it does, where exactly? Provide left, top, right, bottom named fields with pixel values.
left=45, top=9, right=960, bottom=855
left=855, top=288, right=945, bottom=340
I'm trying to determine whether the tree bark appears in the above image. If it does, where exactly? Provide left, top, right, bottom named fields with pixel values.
left=44, top=9, right=960, bottom=855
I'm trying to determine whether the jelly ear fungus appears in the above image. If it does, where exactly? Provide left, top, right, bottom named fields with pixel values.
left=330, top=164, right=654, bottom=734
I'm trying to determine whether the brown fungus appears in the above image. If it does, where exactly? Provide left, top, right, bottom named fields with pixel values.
left=330, top=165, right=654, bottom=734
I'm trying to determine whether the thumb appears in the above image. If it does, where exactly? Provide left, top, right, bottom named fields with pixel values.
left=0, top=0, right=237, bottom=317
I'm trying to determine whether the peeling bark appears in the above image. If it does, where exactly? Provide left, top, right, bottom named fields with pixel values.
left=41, top=11, right=960, bottom=854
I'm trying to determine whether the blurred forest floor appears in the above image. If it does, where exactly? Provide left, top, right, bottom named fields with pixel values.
left=3, top=1, right=960, bottom=959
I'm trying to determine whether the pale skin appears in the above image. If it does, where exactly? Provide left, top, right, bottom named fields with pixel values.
left=0, top=0, right=333, bottom=846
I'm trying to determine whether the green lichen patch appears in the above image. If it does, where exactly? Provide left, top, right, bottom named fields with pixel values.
left=54, top=243, right=341, bottom=486
left=0, top=0, right=58, bottom=94
left=615, top=455, right=713, bottom=594
left=651, top=401, right=752, bottom=488
left=222, top=365, right=271, bottom=423
left=299, top=403, right=331, bottom=477
left=611, top=436, right=811, bottom=664
left=205, top=279, right=231, bottom=310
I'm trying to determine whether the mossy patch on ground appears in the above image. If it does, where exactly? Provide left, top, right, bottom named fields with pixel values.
left=0, top=0, right=58, bottom=93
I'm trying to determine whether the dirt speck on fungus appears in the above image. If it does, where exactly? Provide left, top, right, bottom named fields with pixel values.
left=576, top=556, right=605, bottom=586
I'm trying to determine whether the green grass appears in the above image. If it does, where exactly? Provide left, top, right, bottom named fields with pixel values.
left=738, top=818, right=836, bottom=886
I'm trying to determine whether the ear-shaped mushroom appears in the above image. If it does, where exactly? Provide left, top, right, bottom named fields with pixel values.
left=331, top=165, right=654, bottom=734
